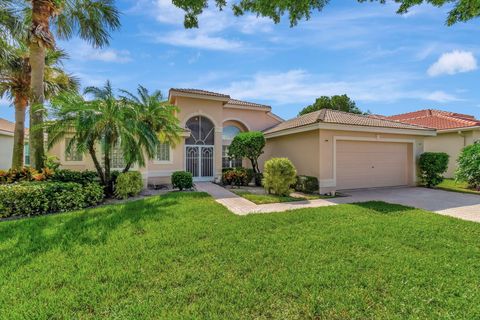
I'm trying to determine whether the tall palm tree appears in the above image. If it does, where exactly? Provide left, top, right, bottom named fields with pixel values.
left=119, top=86, right=181, bottom=172
left=28, top=0, right=120, bottom=170
left=0, top=42, right=78, bottom=169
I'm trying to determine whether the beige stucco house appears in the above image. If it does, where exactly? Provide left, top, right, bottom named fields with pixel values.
left=0, top=118, right=29, bottom=170
left=384, top=110, right=480, bottom=178
left=47, top=88, right=438, bottom=193
left=262, top=109, right=435, bottom=194
left=49, top=89, right=283, bottom=185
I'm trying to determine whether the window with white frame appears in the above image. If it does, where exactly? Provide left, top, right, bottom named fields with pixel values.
left=156, top=142, right=170, bottom=162
left=222, top=125, right=243, bottom=168
left=222, top=145, right=242, bottom=169
left=110, top=143, right=126, bottom=169
left=65, top=138, right=83, bottom=161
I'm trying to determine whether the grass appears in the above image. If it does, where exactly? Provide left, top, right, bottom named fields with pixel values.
left=437, top=178, right=480, bottom=195
left=1, top=192, right=480, bottom=319
left=231, top=189, right=326, bottom=204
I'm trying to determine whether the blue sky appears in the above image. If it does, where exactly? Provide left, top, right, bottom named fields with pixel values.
left=1, top=0, right=480, bottom=122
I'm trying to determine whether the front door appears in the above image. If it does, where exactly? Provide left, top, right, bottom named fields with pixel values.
left=185, top=145, right=214, bottom=181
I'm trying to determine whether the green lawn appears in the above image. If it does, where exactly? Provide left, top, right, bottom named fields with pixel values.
left=1, top=192, right=480, bottom=319
left=231, top=189, right=325, bottom=204
left=437, top=178, right=480, bottom=195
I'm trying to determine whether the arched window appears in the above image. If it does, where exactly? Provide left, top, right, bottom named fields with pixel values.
left=222, top=125, right=241, bottom=141
left=185, top=116, right=214, bottom=145
left=222, top=125, right=243, bottom=168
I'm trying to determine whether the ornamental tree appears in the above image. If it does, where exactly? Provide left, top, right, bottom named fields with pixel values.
left=418, top=152, right=449, bottom=188
left=228, top=131, right=266, bottom=174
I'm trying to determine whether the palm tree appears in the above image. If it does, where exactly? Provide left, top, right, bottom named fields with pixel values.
left=46, top=82, right=179, bottom=195
left=27, top=0, right=120, bottom=170
left=0, top=42, right=78, bottom=169
left=119, top=86, right=181, bottom=172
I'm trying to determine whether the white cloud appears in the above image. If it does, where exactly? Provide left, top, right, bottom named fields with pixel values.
left=428, top=50, right=477, bottom=76
left=213, top=69, right=461, bottom=106
left=137, top=0, right=273, bottom=51
left=155, top=31, right=244, bottom=51
left=424, top=90, right=461, bottom=102
left=88, top=49, right=132, bottom=63
left=63, top=41, right=132, bottom=63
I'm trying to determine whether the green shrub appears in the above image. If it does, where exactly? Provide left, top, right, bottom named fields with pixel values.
left=172, top=171, right=193, bottom=191
left=294, top=175, right=319, bottom=194
left=418, top=152, right=449, bottom=188
left=52, top=169, right=98, bottom=185
left=456, top=142, right=480, bottom=190
left=222, top=168, right=249, bottom=186
left=0, top=182, right=104, bottom=218
left=114, top=171, right=144, bottom=199
left=263, top=158, right=297, bottom=196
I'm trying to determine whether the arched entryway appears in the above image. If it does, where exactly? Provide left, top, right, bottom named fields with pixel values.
left=185, top=116, right=215, bottom=180
left=222, top=120, right=247, bottom=169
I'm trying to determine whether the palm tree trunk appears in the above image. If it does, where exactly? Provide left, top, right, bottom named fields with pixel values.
left=29, top=0, right=53, bottom=170
left=122, top=163, right=132, bottom=173
left=11, top=95, right=28, bottom=169
left=89, top=144, right=105, bottom=185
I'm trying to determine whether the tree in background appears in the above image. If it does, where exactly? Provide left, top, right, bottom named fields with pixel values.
left=0, top=42, right=78, bottom=169
left=359, top=0, right=480, bottom=25
left=25, top=0, right=120, bottom=170
left=298, top=95, right=365, bottom=116
left=46, top=82, right=181, bottom=195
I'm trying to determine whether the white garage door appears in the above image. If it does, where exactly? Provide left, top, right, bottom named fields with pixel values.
left=336, top=140, right=409, bottom=190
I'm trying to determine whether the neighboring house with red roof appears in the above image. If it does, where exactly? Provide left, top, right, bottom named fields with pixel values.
left=383, top=109, right=480, bottom=178
left=0, top=118, right=29, bottom=169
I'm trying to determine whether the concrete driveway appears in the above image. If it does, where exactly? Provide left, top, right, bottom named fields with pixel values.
left=332, top=187, right=480, bottom=223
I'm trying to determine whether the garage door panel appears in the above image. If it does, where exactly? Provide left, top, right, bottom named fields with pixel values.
left=336, top=141, right=408, bottom=190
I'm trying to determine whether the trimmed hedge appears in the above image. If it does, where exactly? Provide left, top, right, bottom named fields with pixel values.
left=0, top=182, right=104, bottom=218
left=172, top=171, right=193, bottom=190
left=294, top=175, right=319, bottom=194
left=418, top=152, right=449, bottom=188
left=114, top=171, right=143, bottom=199
left=51, top=169, right=98, bottom=185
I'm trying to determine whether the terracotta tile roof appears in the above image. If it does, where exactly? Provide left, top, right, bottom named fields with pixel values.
left=385, top=109, right=480, bottom=130
left=226, top=98, right=270, bottom=109
left=0, top=118, right=15, bottom=133
left=169, top=88, right=272, bottom=110
left=264, top=109, right=433, bottom=134
left=169, top=88, right=230, bottom=98
left=0, top=118, right=29, bottom=136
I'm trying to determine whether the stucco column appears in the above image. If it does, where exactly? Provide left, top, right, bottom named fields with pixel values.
left=214, top=127, right=223, bottom=181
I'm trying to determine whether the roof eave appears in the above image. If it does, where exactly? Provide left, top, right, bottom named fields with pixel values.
left=168, top=90, right=231, bottom=104
left=265, top=122, right=436, bottom=138
left=437, top=125, right=480, bottom=133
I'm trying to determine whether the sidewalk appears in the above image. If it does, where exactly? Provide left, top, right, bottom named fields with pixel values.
left=195, top=182, right=335, bottom=215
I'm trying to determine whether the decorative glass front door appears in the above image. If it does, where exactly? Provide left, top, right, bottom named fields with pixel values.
left=184, top=115, right=216, bottom=180
left=185, top=146, right=214, bottom=180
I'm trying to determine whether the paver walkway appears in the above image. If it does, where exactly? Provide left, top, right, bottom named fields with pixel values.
left=196, top=182, right=480, bottom=223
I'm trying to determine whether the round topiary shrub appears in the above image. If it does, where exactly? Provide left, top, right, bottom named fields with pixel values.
left=262, top=158, right=297, bottom=196
left=114, top=171, right=144, bottom=199
left=456, top=142, right=480, bottom=190
left=171, top=171, right=193, bottom=191
left=418, top=152, right=449, bottom=188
